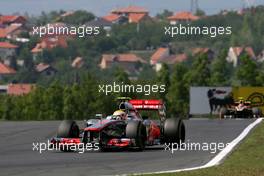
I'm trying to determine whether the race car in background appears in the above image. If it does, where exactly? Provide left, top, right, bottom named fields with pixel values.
left=50, top=97, right=185, bottom=151
left=219, top=97, right=262, bottom=119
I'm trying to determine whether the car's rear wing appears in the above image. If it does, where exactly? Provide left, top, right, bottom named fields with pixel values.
left=129, top=99, right=166, bottom=120
left=129, top=99, right=164, bottom=110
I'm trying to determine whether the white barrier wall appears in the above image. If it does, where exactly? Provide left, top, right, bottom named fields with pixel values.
left=190, top=87, right=232, bottom=115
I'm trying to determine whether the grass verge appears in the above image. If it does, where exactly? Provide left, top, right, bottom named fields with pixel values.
left=152, top=121, right=264, bottom=176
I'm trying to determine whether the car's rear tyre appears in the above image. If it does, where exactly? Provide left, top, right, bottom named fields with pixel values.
left=163, top=118, right=185, bottom=144
left=252, top=108, right=262, bottom=118
left=57, top=120, right=79, bottom=138
left=219, top=107, right=228, bottom=119
left=126, top=121, right=146, bottom=151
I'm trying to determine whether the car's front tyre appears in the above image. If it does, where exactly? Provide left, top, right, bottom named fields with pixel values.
left=163, top=118, right=185, bottom=144
left=126, top=121, right=146, bottom=151
left=57, top=120, right=80, bottom=138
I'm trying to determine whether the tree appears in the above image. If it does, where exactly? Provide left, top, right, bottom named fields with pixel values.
left=156, top=10, right=173, bottom=20
left=9, top=56, right=17, bottom=70
left=256, top=72, right=264, bottom=86
left=2, top=96, right=13, bottom=120
left=42, top=83, right=64, bottom=120
left=60, top=10, right=95, bottom=25
left=78, top=74, right=101, bottom=117
left=166, top=63, right=189, bottom=116
left=18, top=31, right=30, bottom=38
left=41, top=49, right=53, bottom=63
left=114, top=67, right=130, bottom=84
left=63, top=87, right=76, bottom=119
left=195, top=9, right=206, bottom=16
left=185, top=54, right=211, bottom=86
left=157, top=63, right=170, bottom=100
left=239, top=14, right=254, bottom=45
left=19, top=48, right=34, bottom=70
left=235, top=55, right=259, bottom=86
left=210, top=49, right=231, bottom=86
left=91, top=90, right=115, bottom=117
left=95, top=37, right=117, bottom=52
left=112, top=67, right=131, bottom=97
left=24, top=86, right=45, bottom=120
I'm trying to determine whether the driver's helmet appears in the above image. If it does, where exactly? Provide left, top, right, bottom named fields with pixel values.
left=238, top=97, right=244, bottom=103
left=238, top=97, right=244, bottom=104
left=112, top=110, right=126, bottom=120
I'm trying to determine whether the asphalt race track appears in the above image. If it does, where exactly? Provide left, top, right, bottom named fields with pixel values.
left=0, top=119, right=257, bottom=176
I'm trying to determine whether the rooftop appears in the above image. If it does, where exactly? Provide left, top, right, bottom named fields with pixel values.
left=102, top=53, right=145, bottom=63
left=167, top=11, right=199, bottom=21
left=102, top=14, right=121, bottom=22
left=0, top=42, right=18, bottom=49
left=7, top=84, right=34, bottom=96
left=157, top=54, right=188, bottom=64
left=129, top=13, right=147, bottom=23
left=0, top=63, right=16, bottom=74
left=151, top=47, right=170, bottom=64
left=0, top=15, right=26, bottom=24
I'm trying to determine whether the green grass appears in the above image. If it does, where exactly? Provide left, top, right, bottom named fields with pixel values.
left=152, top=121, right=264, bottom=176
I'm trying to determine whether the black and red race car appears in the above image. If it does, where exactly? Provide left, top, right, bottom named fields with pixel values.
left=50, top=98, right=185, bottom=151
left=219, top=98, right=262, bottom=119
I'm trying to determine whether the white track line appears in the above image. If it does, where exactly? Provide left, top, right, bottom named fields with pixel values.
left=124, top=118, right=263, bottom=176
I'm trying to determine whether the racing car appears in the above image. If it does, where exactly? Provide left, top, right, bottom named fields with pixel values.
left=50, top=97, right=185, bottom=151
left=219, top=97, right=262, bottom=119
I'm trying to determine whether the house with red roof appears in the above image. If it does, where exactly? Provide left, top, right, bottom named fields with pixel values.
left=167, top=11, right=199, bottom=25
left=150, top=47, right=188, bottom=71
left=102, top=5, right=151, bottom=24
left=3, top=23, right=26, bottom=39
left=0, top=15, right=28, bottom=41
left=128, top=13, right=152, bottom=23
left=31, top=35, right=68, bottom=60
left=7, top=84, right=34, bottom=96
left=226, top=46, right=256, bottom=67
left=99, top=53, right=146, bottom=74
left=0, top=15, right=26, bottom=26
left=0, top=62, right=16, bottom=75
left=0, top=23, right=28, bottom=42
left=150, top=47, right=170, bottom=65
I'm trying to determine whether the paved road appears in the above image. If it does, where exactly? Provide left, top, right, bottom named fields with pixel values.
left=0, top=119, right=256, bottom=176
